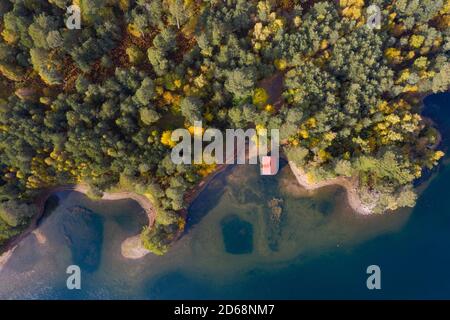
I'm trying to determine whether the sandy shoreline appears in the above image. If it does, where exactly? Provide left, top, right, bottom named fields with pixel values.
left=288, top=161, right=373, bottom=215
left=0, top=160, right=242, bottom=270
left=0, top=185, right=156, bottom=272
left=0, top=142, right=417, bottom=271
left=0, top=160, right=240, bottom=271
left=0, top=245, right=16, bottom=271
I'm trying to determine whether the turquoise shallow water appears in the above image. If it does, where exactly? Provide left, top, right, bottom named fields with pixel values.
left=0, top=93, right=449, bottom=300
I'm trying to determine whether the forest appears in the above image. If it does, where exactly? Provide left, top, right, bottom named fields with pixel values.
left=0, top=0, right=449, bottom=254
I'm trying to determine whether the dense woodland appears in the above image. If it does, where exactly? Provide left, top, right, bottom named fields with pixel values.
left=0, top=0, right=449, bottom=254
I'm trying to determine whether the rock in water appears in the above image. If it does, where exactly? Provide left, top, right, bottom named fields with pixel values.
left=221, top=214, right=253, bottom=255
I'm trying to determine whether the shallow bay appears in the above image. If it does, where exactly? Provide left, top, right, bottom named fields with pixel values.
left=0, top=93, right=449, bottom=300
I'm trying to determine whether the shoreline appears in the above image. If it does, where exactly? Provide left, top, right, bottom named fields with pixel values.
left=0, top=184, right=157, bottom=271
left=283, top=111, right=444, bottom=217
left=0, top=159, right=240, bottom=269
left=288, top=161, right=374, bottom=215
left=0, top=114, right=443, bottom=269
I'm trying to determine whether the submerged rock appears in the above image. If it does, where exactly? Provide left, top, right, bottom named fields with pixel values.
left=268, top=198, right=283, bottom=222
left=61, top=206, right=103, bottom=272
left=221, top=214, right=253, bottom=255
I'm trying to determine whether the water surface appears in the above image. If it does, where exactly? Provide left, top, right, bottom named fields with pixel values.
left=0, top=93, right=449, bottom=299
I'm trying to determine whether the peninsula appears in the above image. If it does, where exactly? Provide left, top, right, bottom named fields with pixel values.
left=0, top=0, right=449, bottom=260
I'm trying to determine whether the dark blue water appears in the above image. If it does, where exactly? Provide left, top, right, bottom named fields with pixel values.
left=0, top=93, right=449, bottom=299
left=143, top=93, right=450, bottom=300
left=141, top=169, right=450, bottom=299
left=170, top=166, right=450, bottom=299
left=221, top=215, right=254, bottom=254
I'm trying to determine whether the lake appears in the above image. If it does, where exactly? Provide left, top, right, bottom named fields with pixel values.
left=0, top=93, right=449, bottom=299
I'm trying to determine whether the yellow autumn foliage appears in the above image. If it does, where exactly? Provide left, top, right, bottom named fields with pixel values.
left=317, top=149, right=330, bottom=161
left=1, top=29, right=18, bottom=44
left=306, top=117, right=317, bottom=128
left=409, top=35, right=425, bottom=49
left=299, top=129, right=309, bottom=139
left=340, top=0, right=364, bottom=20
left=253, top=88, right=269, bottom=107
left=413, top=56, right=428, bottom=69
left=377, top=100, right=390, bottom=113
left=396, top=69, right=410, bottom=84
left=274, top=59, right=287, bottom=71
left=324, top=132, right=337, bottom=141
left=403, top=84, right=418, bottom=93
left=265, top=104, right=274, bottom=113
left=188, top=125, right=205, bottom=136
left=433, top=150, right=445, bottom=161
left=385, top=114, right=400, bottom=125
left=127, top=23, right=142, bottom=38
left=385, top=48, right=401, bottom=63
left=161, top=130, right=177, bottom=148
left=255, top=124, right=266, bottom=136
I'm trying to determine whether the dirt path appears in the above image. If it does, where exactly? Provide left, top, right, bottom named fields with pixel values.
left=259, top=71, right=285, bottom=110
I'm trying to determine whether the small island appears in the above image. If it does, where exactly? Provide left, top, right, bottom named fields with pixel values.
left=0, top=0, right=449, bottom=262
